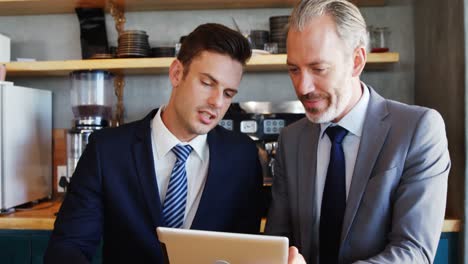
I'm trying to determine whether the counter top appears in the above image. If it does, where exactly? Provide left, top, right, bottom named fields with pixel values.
left=0, top=199, right=461, bottom=233
left=0, top=200, right=60, bottom=230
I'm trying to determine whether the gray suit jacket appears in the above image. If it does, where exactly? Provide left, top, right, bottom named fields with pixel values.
left=265, top=86, right=450, bottom=264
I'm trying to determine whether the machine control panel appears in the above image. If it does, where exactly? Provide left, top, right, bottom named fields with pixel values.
left=219, top=119, right=233, bottom=131
left=240, top=120, right=258, bottom=133
left=263, top=119, right=285, bottom=134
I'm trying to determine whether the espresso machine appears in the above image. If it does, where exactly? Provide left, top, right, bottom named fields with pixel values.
left=221, top=101, right=305, bottom=180
left=64, top=70, right=115, bottom=187
left=220, top=101, right=305, bottom=214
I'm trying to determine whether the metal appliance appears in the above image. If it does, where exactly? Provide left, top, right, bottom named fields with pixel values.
left=65, top=70, right=114, bottom=185
left=0, top=81, right=52, bottom=211
left=220, top=101, right=304, bottom=216
left=220, top=101, right=305, bottom=183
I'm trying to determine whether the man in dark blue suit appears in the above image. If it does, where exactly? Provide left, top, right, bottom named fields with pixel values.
left=44, top=23, right=263, bottom=264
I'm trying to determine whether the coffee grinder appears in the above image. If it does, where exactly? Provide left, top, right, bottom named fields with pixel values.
left=64, top=70, right=115, bottom=187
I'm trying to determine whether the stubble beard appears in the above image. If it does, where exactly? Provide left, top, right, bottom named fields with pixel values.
left=303, top=86, right=353, bottom=124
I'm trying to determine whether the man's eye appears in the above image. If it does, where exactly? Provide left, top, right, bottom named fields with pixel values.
left=201, top=81, right=211, bottom=86
left=224, top=91, right=235, bottom=98
left=314, top=68, right=328, bottom=74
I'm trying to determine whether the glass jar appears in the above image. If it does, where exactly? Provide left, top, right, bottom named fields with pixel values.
left=70, top=70, right=115, bottom=122
left=371, top=27, right=390, bottom=53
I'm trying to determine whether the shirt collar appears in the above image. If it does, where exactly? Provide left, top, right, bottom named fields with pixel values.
left=151, top=106, right=208, bottom=161
left=320, top=82, right=370, bottom=138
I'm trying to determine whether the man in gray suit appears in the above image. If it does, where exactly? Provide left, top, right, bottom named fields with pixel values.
left=266, top=0, right=451, bottom=263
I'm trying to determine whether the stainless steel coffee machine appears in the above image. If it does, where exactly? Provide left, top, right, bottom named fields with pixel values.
left=220, top=101, right=304, bottom=216
left=64, top=70, right=115, bottom=187
left=220, top=101, right=305, bottom=184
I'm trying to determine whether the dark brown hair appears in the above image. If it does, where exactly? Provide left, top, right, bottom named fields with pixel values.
left=177, top=23, right=252, bottom=76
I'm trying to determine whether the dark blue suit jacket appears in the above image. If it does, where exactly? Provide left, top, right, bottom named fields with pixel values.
left=45, top=109, right=263, bottom=264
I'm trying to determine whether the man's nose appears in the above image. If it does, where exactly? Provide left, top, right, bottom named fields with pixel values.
left=208, top=88, right=224, bottom=108
left=295, top=72, right=315, bottom=96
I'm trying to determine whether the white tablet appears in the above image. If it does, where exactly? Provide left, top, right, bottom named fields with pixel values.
left=156, top=227, right=289, bottom=264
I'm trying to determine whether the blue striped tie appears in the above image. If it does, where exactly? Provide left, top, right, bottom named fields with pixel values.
left=162, top=144, right=193, bottom=228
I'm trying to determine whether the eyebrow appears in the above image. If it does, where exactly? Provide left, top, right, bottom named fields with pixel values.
left=286, top=60, right=327, bottom=67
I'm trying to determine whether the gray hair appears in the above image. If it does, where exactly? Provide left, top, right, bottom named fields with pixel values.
left=289, top=0, right=369, bottom=52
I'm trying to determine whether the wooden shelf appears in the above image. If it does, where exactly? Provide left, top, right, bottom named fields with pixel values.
left=0, top=0, right=385, bottom=16
left=5, top=53, right=399, bottom=77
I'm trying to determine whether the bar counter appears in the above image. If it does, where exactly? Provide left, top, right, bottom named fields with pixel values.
left=0, top=199, right=461, bottom=232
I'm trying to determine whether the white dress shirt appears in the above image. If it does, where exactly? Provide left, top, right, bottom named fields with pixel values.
left=150, top=107, right=210, bottom=229
left=315, top=83, right=370, bottom=213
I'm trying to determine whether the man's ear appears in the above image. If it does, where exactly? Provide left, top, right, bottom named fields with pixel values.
left=352, top=46, right=367, bottom=77
left=169, top=59, right=184, bottom=88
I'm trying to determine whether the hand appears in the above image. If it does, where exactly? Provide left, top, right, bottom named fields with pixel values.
left=0, top=64, right=5, bottom=81
left=288, top=246, right=306, bottom=264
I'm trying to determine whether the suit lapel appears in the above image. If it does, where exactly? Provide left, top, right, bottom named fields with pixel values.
left=340, top=88, right=390, bottom=244
left=133, top=109, right=164, bottom=227
left=298, top=121, right=321, bottom=255
left=190, top=129, right=221, bottom=229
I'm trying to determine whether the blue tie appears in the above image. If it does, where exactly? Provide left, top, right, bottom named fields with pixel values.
left=320, top=125, right=348, bottom=264
left=162, top=144, right=193, bottom=228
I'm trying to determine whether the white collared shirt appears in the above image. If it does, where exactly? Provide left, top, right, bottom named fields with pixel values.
left=316, top=83, right=370, bottom=213
left=150, top=107, right=210, bottom=229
